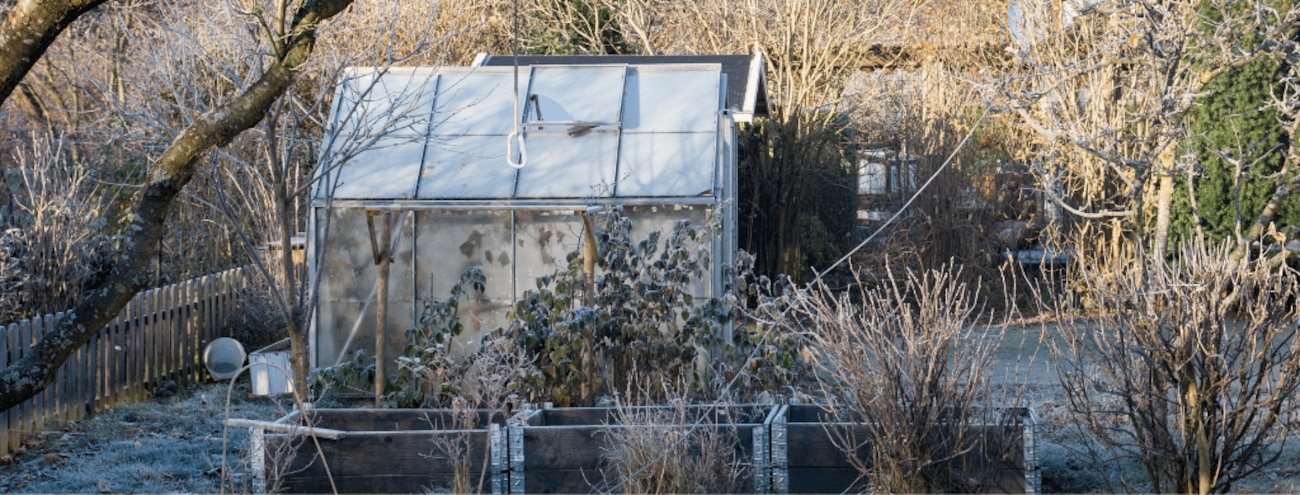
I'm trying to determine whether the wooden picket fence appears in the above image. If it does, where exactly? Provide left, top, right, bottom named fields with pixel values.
left=0, top=265, right=256, bottom=456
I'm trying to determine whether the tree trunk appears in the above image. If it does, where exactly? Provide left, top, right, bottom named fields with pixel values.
left=0, top=0, right=110, bottom=108
left=0, top=0, right=357, bottom=413
left=1153, top=172, right=1175, bottom=260
left=1229, top=124, right=1299, bottom=264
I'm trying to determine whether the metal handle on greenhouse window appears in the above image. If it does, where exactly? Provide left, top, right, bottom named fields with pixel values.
left=506, top=131, right=527, bottom=169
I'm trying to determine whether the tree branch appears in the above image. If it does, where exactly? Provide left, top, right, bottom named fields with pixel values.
left=0, top=0, right=112, bottom=108
left=0, top=0, right=357, bottom=413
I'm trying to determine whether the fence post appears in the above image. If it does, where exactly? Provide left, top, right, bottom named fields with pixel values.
left=145, top=289, right=158, bottom=390
left=1, top=321, right=9, bottom=456
left=18, top=319, right=34, bottom=438
left=4, top=323, right=17, bottom=453
left=129, top=295, right=143, bottom=401
left=200, top=275, right=212, bottom=380
left=51, top=313, right=66, bottom=423
left=107, top=309, right=120, bottom=409
left=183, top=280, right=195, bottom=384
left=172, top=283, right=183, bottom=383
left=88, top=312, right=100, bottom=412
left=162, top=281, right=175, bottom=381
left=71, top=311, right=85, bottom=421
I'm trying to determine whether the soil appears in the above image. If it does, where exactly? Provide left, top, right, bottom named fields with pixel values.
left=2, top=325, right=1299, bottom=493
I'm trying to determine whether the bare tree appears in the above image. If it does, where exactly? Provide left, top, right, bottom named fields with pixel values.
left=0, top=0, right=112, bottom=106
left=0, top=0, right=356, bottom=412
left=994, top=0, right=1299, bottom=259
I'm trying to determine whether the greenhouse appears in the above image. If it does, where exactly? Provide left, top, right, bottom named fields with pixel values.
left=307, top=55, right=767, bottom=370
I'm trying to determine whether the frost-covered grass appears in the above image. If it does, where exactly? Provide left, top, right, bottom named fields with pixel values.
left=0, top=381, right=286, bottom=494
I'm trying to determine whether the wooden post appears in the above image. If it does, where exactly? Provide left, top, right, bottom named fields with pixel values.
left=139, top=290, right=152, bottom=389
left=5, top=323, right=18, bottom=452
left=580, top=211, right=599, bottom=307
left=201, top=275, right=212, bottom=374
left=127, top=297, right=136, bottom=398
left=368, top=211, right=396, bottom=405
left=1, top=322, right=9, bottom=455
left=108, top=310, right=120, bottom=407
left=186, top=280, right=198, bottom=383
left=166, top=284, right=178, bottom=381
left=19, top=319, right=33, bottom=437
left=52, top=313, right=66, bottom=422
left=130, top=296, right=143, bottom=400
left=71, top=313, right=84, bottom=421
left=178, top=282, right=188, bottom=383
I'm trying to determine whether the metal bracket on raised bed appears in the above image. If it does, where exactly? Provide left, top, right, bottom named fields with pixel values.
left=770, top=405, right=789, bottom=494
left=1024, top=409, right=1041, bottom=495
left=507, top=408, right=527, bottom=494
left=753, top=424, right=769, bottom=493
left=491, top=423, right=507, bottom=494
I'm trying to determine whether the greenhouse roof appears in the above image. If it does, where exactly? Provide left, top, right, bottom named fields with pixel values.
left=477, top=54, right=768, bottom=122
left=316, top=61, right=739, bottom=203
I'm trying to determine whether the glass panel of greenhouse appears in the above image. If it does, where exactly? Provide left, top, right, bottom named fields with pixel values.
left=308, top=62, right=740, bottom=370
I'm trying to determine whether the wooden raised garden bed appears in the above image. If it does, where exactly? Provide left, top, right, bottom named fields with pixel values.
left=769, top=404, right=1041, bottom=494
left=253, top=408, right=509, bottom=493
left=510, top=404, right=779, bottom=494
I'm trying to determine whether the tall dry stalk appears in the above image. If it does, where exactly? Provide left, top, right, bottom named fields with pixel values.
left=798, top=263, right=1011, bottom=493
left=1042, top=240, right=1300, bottom=493
left=599, top=398, right=749, bottom=494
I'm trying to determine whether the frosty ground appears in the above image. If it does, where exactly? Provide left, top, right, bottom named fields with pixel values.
left=3, top=323, right=1300, bottom=493
left=0, top=381, right=283, bottom=494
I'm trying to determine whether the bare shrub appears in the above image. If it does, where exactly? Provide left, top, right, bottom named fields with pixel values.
left=0, top=133, right=116, bottom=320
left=599, top=398, right=749, bottom=494
left=1040, top=240, right=1300, bottom=493
left=798, top=263, right=1011, bottom=493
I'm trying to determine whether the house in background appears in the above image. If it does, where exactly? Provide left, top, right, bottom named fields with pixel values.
left=308, top=55, right=768, bottom=372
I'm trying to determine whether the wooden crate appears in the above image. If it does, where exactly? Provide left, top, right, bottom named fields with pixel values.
left=770, top=405, right=1040, bottom=494
left=258, top=408, right=510, bottom=493
left=511, top=404, right=779, bottom=494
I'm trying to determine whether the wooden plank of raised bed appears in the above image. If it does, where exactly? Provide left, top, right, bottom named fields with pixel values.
left=522, top=425, right=756, bottom=475
left=523, top=468, right=608, bottom=494
left=522, top=426, right=605, bottom=470
left=305, top=409, right=504, bottom=431
left=266, top=431, right=495, bottom=493
left=787, top=468, right=869, bottom=494
left=785, top=423, right=870, bottom=467
left=278, top=474, right=472, bottom=494
left=525, top=408, right=614, bottom=426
